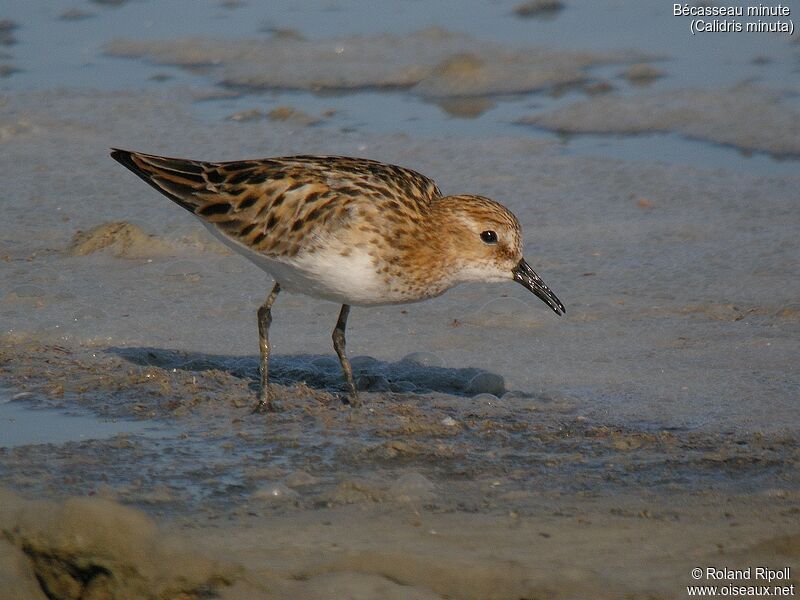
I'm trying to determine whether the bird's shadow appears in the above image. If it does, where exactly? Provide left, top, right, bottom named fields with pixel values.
left=107, top=347, right=507, bottom=397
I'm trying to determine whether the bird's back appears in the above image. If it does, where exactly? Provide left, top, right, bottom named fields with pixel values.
left=110, top=150, right=441, bottom=259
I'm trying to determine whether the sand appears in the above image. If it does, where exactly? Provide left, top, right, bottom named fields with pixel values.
left=0, top=489, right=236, bottom=600
left=2, top=485, right=798, bottom=600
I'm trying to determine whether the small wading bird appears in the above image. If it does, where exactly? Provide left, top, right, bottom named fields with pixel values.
left=111, top=150, right=565, bottom=413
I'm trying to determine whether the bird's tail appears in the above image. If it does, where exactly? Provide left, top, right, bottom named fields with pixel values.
left=110, top=148, right=213, bottom=213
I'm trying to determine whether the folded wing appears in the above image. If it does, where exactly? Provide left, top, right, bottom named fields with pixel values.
left=110, top=149, right=441, bottom=258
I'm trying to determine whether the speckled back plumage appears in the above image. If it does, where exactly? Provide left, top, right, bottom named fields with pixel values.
left=111, top=150, right=441, bottom=259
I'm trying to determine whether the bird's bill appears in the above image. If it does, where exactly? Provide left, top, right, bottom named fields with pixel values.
left=512, top=258, right=565, bottom=315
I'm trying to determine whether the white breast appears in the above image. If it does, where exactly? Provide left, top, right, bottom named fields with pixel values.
left=202, top=223, right=389, bottom=306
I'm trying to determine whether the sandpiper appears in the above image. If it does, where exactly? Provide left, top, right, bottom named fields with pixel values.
left=110, top=150, right=565, bottom=412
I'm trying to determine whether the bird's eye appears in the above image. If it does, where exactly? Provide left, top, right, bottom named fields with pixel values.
left=480, top=230, right=498, bottom=244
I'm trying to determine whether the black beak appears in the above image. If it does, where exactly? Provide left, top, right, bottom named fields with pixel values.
left=512, top=258, right=565, bottom=316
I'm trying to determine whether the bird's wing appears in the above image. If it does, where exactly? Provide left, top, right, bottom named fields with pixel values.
left=110, top=149, right=441, bottom=258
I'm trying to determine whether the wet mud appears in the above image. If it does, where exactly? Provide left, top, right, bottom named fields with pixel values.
left=522, top=86, right=800, bottom=156
left=1, top=340, right=798, bottom=517
left=2, top=337, right=799, bottom=599
left=104, top=29, right=650, bottom=98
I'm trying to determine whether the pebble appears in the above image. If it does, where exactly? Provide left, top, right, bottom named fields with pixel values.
left=400, top=352, right=444, bottom=368
left=253, top=483, right=299, bottom=503
left=387, top=472, right=436, bottom=503
left=284, top=470, right=319, bottom=488
left=466, top=372, right=506, bottom=396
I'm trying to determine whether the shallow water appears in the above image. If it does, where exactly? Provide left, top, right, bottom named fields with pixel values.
left=0, top=394, right=160, bottom=448
left=6, top=0, right=794, bottom=89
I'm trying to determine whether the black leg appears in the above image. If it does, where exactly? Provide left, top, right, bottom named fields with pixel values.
left=332, top=304, right=359, bottom=406
left=253, top=282, right=281, bottom=413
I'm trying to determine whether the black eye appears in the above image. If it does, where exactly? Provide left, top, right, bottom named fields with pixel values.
left=480, top=230, right=498, bottom=244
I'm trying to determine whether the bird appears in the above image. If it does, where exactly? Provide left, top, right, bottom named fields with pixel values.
left=110, top=149, right=565, bottom=413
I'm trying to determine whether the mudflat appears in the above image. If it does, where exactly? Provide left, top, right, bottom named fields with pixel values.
left=1, top=2, right=798, bottom=598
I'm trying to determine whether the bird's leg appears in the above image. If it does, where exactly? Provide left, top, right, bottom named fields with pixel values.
left=253, top=282, right=281, bottom=414
left=332, top=304, right=359, bottom=406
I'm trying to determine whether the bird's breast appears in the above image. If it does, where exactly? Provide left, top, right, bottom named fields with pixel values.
left=203, top=220, right=452, bottom=306
left=284, top=243, right=390, bottom=305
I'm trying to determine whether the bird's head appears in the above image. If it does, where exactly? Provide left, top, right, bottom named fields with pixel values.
left=434, top=195, right=565, bottom=315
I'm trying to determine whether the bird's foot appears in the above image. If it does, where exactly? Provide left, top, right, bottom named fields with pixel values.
left=342, top=391, right=360, bottom=408
left=251, top=394, right=276, bottom=414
